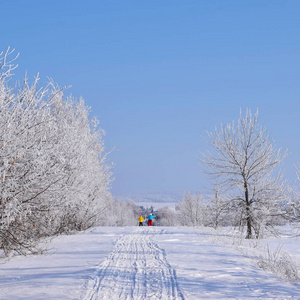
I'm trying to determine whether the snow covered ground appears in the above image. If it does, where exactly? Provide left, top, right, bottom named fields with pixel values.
left=84, top=228, right=184, bottom=300
left=156, top=227, right=300, bottom=299
left=0, top=227, right=131, bottom=300
left=0, top=226, right=300, bottom=299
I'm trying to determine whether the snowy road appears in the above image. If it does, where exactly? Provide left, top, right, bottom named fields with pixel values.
left=1, top=226, right=300, bottom=299
left=83, top=227, right=184, bottom=300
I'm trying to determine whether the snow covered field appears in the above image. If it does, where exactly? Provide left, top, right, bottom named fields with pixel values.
left=0, top=226, right=300, bottom=299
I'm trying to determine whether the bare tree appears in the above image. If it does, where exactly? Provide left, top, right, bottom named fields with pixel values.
left=177, top=192, right=211, bottom=226
left=156, top=206, right=178, bottom=226
left=208, top=188, right=229, bottom=229
left=200, top=109, right=287, bottom=238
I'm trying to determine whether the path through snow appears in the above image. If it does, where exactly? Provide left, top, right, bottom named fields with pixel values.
left=83, top=227, right=184, bottom=300
left=1, top=226, right=300, bottom=299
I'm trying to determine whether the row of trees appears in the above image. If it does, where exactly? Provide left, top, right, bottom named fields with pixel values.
left=0, top=48, right=113, bottom=254
left=100, top=109, right=298, bottom=239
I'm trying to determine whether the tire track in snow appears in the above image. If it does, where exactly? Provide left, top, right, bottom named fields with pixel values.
left=83, top=227, right=184, bottom=300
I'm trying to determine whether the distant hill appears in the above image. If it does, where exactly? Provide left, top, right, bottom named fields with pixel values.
left=115, top=192, right=183, bottom=204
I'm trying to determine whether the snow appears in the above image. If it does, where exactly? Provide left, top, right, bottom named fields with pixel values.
left=84, top=228, right=184, bottom=299
left=0, top=227, right=131, bottom=300
left=1, top=226, right=300, bottom=299
left=156, top=227, right=300, bottom=299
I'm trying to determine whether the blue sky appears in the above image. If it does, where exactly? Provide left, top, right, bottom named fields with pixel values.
left=2, top=1, right=300, bottom=197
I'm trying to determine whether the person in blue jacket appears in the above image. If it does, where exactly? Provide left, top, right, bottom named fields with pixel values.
left=147, top=213, right=156, bottom=226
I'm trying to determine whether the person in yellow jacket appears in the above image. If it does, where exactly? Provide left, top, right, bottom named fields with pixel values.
left=138, top=215, right=144, bottom=226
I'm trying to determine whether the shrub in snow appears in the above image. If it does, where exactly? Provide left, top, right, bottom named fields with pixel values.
left=257, top=245, right=299, bottom=281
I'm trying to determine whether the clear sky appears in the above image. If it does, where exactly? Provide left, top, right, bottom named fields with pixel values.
left=1, top=1, right=300, bottom=197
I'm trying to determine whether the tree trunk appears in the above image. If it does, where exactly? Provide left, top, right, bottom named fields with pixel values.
left=244, top=182, right=252, bottom=239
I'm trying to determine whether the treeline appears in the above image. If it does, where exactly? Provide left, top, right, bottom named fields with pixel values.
left=145, top=188, right=297, bottom=235
left=0, top=48, right=113, bottom=255
left=155, top=191, right=289, bottom=229
left=137, top=108, right=300, bottom=239
left=157, top=109, right=300, bottom=239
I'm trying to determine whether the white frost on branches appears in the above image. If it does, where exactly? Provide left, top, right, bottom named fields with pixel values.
left=0, top=47, right=19, bottom=82
left=0, top=48, right=112, bottom=254
left=200, top=109, right=288, bottom=238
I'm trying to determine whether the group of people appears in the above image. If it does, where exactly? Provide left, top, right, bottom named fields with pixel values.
left=138, top=213, right=156, bottom=226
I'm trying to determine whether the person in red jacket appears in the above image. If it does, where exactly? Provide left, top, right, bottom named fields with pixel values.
left=147, top=213, right=156, bottom=226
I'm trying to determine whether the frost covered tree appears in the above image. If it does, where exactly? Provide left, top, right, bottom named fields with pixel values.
left=46, top=89, right=113, bottom=233
left=289, top=165, right=300, bottom=221
left=208, top=188, right=230, bottom=229
left=0, top=48, right=112, bottom=254
left=200, top=109, right=288, bottom=239
left=176, top=192, right=210, bottom=226
left=156, top=206, right=177, bottom=226
left=103, top=200, right=141, bottom=226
